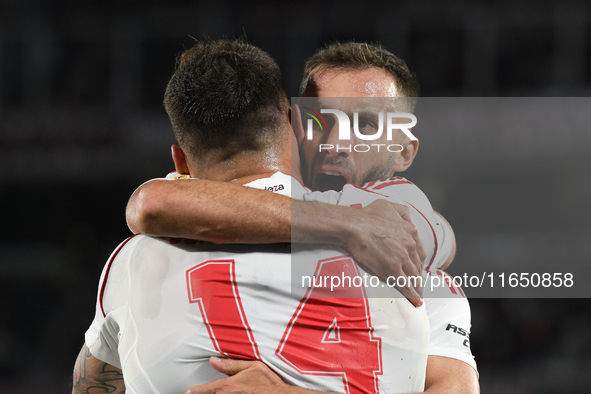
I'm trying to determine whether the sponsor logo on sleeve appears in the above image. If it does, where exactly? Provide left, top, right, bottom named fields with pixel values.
left=445, top=324, right=471, bottom=348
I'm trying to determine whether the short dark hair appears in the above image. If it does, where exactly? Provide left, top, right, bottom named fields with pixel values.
left=164, top=39, right=289, bottom=159
left=299, top=41, right=420, bottom=99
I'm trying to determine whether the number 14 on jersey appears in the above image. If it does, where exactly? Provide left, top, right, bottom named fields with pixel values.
left=186, top=256, right=383, bottom=394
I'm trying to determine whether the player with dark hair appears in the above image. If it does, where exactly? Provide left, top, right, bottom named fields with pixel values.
left=73, top=40, right=447, bottom=394
left=122, top=41, right=478, bottom=393
left=164, top=40, right=290, bottom=162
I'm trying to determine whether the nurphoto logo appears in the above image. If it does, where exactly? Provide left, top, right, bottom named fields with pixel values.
left=303, top=108, right=418, bottom=153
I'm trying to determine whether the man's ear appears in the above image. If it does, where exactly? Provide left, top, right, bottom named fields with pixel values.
left=292, top=104, right=305, bottom=144
left=171, top=144, right=191, bottom=175
left=393, top=139, right=419, bottom=172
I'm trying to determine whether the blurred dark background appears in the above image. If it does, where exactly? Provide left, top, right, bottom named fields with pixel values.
left=1, top=0, right=591, bottom=393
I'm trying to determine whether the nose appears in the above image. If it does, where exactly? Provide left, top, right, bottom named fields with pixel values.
left=323, top=124, right=350, bottom=158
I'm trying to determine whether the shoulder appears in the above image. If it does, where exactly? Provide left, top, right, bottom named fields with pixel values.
left=362, top=176, right=415, bottom=191
left=100, top=234, right=175, bottom=314
left=362, top=177, right=434, bottom=212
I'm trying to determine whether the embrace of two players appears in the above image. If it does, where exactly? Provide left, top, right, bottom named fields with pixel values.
left=73, top=40, right=480, bottom=394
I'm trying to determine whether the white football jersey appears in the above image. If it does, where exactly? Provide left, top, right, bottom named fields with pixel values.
left=306, top=177, right=477, bottom=374
left=86, top=173, right=430, bottom=394
left=299, top=177, right=453, bottom=274
left=343, top=179, right=476, bottom=374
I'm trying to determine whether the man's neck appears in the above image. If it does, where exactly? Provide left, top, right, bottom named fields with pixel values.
left=186, top=128, right=304, bottom=185
left=189, top=152, right=295, bottom=185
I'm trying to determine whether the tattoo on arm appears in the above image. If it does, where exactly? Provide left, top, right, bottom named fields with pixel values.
left=73, top=344, right=125, bottom=394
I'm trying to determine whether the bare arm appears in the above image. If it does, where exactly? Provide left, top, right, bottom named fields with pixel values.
left=419, top=355, right=479, bottom=394
left=72, top=344, right=125, bottom=394
left=127, top=179, right=427, bottom=303
left=184, top=356, right=479, bottom=394
left=127, top=178, right=418, bottom=246
left=184, top=357, right=339, bottom=394
left=127, top=178, right=293, bottom=244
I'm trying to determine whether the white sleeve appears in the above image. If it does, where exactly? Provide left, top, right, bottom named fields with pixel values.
left=84, top=235, right=136, bottom=368
left=432, top=218, right=453, bottom=270
left=424, top=272, right=478, bottom=375
left=359, top=178, right=453, bottom=272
